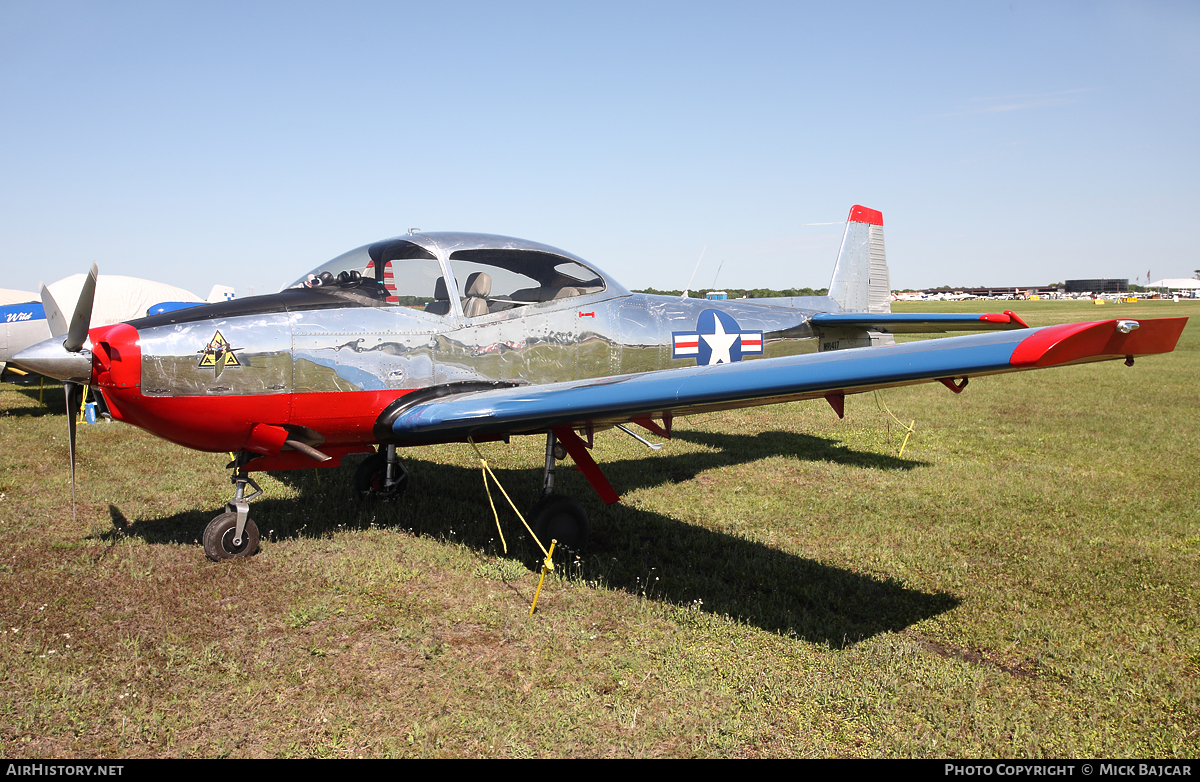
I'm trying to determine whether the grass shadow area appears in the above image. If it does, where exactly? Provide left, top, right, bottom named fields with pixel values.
left=573, top=501, right=958, bottom=646
left=103, top=432, right=956, bottom=646
left=655, top=428, right=926, bottom=474
left=0, top=383, right=65, bottom=417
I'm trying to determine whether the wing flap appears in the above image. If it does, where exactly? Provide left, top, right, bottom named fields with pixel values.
left=384, top=318, right=1186, bottom=444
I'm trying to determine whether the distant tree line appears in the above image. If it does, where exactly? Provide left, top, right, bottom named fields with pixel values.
left=632, top=287, right=829, bottom=298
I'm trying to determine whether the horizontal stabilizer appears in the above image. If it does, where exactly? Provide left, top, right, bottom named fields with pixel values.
left=811, top=311, right=1030, bottom=334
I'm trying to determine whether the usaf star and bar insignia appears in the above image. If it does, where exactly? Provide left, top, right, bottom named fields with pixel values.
left=672, top=309, right=763, bottom=366
left=197, top=330, right=242, bottom=378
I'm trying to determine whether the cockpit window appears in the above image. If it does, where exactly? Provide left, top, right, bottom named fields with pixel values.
left=552, top=261, right=603, bottom=286
left=287, top=239, right=448, bottom=314
left=448, top=249, right=606, bottom=316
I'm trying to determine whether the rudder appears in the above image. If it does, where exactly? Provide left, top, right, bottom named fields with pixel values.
left=827, top=205, right=890, bottom=313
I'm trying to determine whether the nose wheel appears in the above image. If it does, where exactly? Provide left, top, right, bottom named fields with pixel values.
left=203, top=456, right=263, bottom=561
left=203, top=512, right=260, bottom=560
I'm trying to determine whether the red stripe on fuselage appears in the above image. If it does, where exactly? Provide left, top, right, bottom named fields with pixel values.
left=88, top=322, right=413, bottom=453
left=99, top=386, right=412, bottom=453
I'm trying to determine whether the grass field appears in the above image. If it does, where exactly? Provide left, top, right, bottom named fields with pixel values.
left=0, top=299, right=1196, bottom=757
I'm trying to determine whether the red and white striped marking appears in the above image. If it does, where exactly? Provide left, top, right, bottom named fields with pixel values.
left=673, top=334, right=700, bottom=356
left=364, top=260, right=399, bottom=304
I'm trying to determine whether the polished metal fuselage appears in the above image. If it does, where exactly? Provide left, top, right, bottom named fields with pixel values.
left=135, top=290, right=826, bottom=400
left=125, top=230, right=860, bottom=453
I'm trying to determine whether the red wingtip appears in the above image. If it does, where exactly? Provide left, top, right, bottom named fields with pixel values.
left=848, top=205, right=883, bottom=226
left=1010, top=318, right=1188, bottom=368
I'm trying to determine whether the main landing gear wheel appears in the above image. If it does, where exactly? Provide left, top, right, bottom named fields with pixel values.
left=354, top=451, right=408, bottom=500
left=528, top=494, right=590, bottom=558
left=202, top=512, right=260, bottom=561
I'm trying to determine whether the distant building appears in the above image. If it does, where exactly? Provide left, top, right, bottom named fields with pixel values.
left=705, top=291, right=728, bottom=300
left=919, top=285, right=1059, bottom=297
left=1065, top=279, right=1127, bottom=294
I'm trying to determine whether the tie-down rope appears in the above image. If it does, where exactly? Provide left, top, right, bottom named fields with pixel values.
left=467, top=438, right=557, bottom=615
left=873, top=392, right=917, bottom=458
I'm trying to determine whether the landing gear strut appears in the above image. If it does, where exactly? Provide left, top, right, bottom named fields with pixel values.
left=528, top=431, right=589, bottom=556
left=355, top=444, right=409, bottom=500
left=203, top=454, right=262, bottom=561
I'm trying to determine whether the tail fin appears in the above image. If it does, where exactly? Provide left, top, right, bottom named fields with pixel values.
left=827, top=205, right=890, bottom=313
left=206, top=285, right=236, bottom=303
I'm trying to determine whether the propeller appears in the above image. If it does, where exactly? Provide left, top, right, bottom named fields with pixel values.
left=64, top=381, right=85, bottom=515
left=63, top=264, right=98, bottom=353
left=32, top=264, right=99, bottom=521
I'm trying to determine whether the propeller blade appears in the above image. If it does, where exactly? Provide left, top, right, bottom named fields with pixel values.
left=64, top=380, right=84, bottom=522
left=40, top=282, right=67, bottom=339
left=64, top=263, right=98, bottom=353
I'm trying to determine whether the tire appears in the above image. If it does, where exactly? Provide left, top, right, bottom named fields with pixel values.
left=528, top=495, right=589, bottom=559
left=202, top=512, right=260, bottom=561
left=353, top=452, right=408, bottom=500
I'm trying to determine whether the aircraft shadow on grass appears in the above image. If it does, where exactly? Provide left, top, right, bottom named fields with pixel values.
left=638, top=427, right=927, bottom=481
left=102, top=427, right=953, bottom=646
left=2, top=385, right=64, bottom=418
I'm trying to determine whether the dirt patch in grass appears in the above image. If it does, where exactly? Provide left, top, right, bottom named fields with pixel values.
left=914, top=634, right=1040, bottom=681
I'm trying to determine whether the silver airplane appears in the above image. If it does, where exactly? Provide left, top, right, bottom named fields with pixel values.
left=12, top=206, right=1187, bottom=561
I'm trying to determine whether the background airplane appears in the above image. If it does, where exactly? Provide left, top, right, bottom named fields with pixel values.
left=11, top=207, right=1187, bottom=563
left=1, top=276, right=234, bottom=379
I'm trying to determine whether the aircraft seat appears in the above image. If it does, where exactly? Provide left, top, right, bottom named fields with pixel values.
left=424, top=277, right=452, bottom=315
left=462, top=272, right=491, bottom=317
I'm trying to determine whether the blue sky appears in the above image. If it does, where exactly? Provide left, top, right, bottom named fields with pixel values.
left=2, top=1, right=1197, bottom=297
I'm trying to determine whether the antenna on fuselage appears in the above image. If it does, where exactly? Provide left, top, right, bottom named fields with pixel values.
left=408, top=228, right=421, bottom=235
left=681, top=246, right=706, bottom=299
left=710, top=260, right=724, bottom=291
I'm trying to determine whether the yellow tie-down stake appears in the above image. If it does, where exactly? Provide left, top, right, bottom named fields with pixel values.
left=529, top=539, right=557, bottom=616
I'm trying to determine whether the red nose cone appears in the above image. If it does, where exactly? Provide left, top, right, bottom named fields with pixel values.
left=89, top=323, right=141, bottom=390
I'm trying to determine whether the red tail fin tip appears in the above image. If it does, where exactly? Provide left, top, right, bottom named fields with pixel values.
left=848, top=205, right=883, bottom=226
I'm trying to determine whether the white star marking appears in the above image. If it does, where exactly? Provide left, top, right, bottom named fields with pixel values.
left=701, top=318, right=739, bottom=365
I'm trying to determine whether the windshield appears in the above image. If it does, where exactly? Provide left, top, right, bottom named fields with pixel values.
left=286, top=237, right=609, bottom=316
left=286, top=239, right=447, bottom=311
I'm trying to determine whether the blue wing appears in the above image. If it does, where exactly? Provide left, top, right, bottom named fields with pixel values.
left=382, top=317, right=1187, bottom=445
